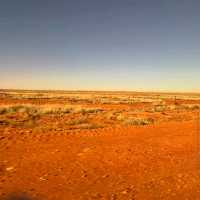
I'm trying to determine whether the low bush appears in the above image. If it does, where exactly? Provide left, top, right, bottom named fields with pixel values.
left=123, top=118, right=154, bottom=126
left=66, top=116, right=88, bottom=125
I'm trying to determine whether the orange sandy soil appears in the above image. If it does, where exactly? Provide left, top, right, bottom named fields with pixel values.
left=1, top=121, right=200, bottom=200
left=1, top=91, right=200, bottom=200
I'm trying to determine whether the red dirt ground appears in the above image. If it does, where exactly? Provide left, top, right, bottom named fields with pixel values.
left=1, top=121, right=200, bottom=200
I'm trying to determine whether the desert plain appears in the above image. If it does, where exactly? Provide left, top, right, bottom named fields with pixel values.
left=0, top=90, right=200, bottom=200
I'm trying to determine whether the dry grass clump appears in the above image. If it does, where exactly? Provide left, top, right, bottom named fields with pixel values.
left=166, top=104, right=200, bottom=111
left=66, top=116, right=103, bottom=129
left=104, top=110, right=155, bottom=126
left=153, top=105, right=166, bottom=112
left=40, top=106, right=73, bottom=114
left=73, top=107, right=103, bottom=114
left=123, top=117, right=154, bottom=126
left=0, top=104, right=104, bottom=129
left=66, top=116, right=88, bottom=125
left=145, top=103, right=167, bottom=113
left=0, top=107, right=8, bottom=115
left=38, top=105, right=102, bottom=115
left=0, top=104, right=103, bottom=116
left=0, top=105, right=41, bottom=127
left=182, top=104, right=200, bottom=110
left=116, top=113, right=126, bottom=121
left=0, top=105, right=39, bottom=116
left=82, top=108, right=103, bottom=114
left=72, top=123, right=103, bottom=130
left=167, top=105, right=177, bottom=111
left=103, top=110, right=124, bottom=121
left=105, top=112, right=117, bottom=120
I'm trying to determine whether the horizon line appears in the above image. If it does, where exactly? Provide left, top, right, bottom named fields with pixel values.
left=1, top=88, right=200, bottom=95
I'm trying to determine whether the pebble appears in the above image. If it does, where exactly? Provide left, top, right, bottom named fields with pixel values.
left=111, top=194, right=117, bottom=200
left=77, top=148, right=91, bottom=156
left=39, top=177, right=46, bottom=181
left=6, top=166, right=14, bottom=171
left=177, top=173, right=183, bottom=178
left=83, top=148, right=90, bottom=153
left=121, top=190, right=128, bottom=194
left=102, top=174, right=109, bottom=178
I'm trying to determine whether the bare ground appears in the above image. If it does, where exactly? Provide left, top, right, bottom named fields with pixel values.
left=0, top=121, right=200, bottom=200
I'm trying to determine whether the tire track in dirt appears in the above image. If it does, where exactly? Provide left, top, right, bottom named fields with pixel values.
left=0, top=121, right=194, bottom=148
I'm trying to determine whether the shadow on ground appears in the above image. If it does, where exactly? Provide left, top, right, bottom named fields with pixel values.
left=1, top=193, right=38, bottom=200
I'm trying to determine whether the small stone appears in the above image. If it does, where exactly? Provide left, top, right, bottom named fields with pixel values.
left=176, top=184, right=181, bottom=189
left=111, top=194, right=117, bottom=200
left=167, top=188, right=172, bottom=193
left=102, top=174, right=109, bottom=178
left=121, top=190, right=128, bottom=194
left=81, top=174, right=87, bottom=178
left=39, top=177, right=46, bottom=181
left=177, top=173, right=183, bottom=178
left=83, top=148, right=90, bottom=153
left=6, top=166, right=14, bottom=171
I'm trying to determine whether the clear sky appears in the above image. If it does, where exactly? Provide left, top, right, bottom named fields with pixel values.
left=0, top=0, right=200, bottom=92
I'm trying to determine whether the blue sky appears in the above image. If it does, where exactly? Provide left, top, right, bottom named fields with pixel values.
left=0, top=0, right=200, bottom=91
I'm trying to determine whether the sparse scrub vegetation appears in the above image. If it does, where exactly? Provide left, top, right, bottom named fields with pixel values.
left=1, top=90, right=200, bottom=131
left=0, top=107, right=7, bottom=115
left=0, top=104, right=103, bottom=116
left=116, top=113, right=125, bottom=121
left=40, top=106, right=73, bottom=114
left=79, top=107, right=103, bottom=115
left=0, top=105, right=39, bottom=116
left=105, top=111, right=117, bottom=120
left=153, top=105, right=166, bottom=112
left=71, top=123, right=103, bottom=130
left=167, top=105, right=177, bottom=111
left=123, top=118, right=154, bottom=126
left=182, top=104, right=200, bottom=110
left=66, top=116, right=88, bottom=125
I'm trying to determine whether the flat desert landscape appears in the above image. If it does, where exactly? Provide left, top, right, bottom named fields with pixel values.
left=1, top=90, right=200, bottom=200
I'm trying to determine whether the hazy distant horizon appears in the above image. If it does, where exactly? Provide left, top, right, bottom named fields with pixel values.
left=1, top=0, right=200, bottom=91
left=1, top=87, right=200, bottom=94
